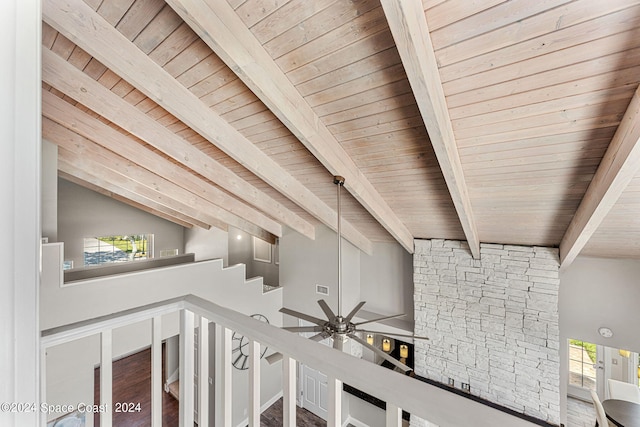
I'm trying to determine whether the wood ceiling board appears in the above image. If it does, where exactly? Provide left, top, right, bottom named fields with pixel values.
left=453, top=87, right=636, bottom=132
left=275, top=6, right=390, bottom=73
left=444, top=30, right=640, bottom=98
left=287, top=29, right=397, bottom=87
left=234, top=0, right=285, bottom=28
left=169, top=0, right=414, bottom=253
left=95, top=0, right=136, bottom=26
left=560, top=85, right=640, bottom=266
left=264, top=0, right=382, bottom=61
left=148, top=22, right=200, bottom=67
left=424, top=0, right=505, bottom=32
left=439, top=3, right=640, bottom=83
left=430, top=0, right=573, bottom=52
left=446, top=48, right=640, bottom=111
left=42, top=46, right=315, bottom=240
left=133, top=5, right=184, bottom=54
left=449, top=66, right=640, bottom=121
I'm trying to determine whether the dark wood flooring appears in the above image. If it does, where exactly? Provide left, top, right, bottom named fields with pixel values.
left=93, top=346, right=336, bottom=426
left=94, top=346, right=179, bottom=427
left=260, top=397, right=327, bottom=426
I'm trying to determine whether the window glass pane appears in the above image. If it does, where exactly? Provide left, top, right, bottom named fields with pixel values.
left=83, top=234, right=152, bottom=266
left=569, top=339, right=597, bottom=390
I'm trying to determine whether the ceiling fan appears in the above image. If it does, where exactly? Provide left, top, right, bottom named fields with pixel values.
left=266, top=176, right=428, bottom=373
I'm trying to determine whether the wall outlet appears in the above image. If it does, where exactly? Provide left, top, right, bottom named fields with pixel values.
left=448, top=378, right=455, bottom=387
left=462, top=383, right=470, bottom=392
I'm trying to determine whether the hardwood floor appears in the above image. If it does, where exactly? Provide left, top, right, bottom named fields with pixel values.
left=260, top=398, right=327, bottom=426
left=94, top=347, right=179, bottom=427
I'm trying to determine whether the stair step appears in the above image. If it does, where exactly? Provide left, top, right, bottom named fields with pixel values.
left=168, top=380, right=179, bottom=401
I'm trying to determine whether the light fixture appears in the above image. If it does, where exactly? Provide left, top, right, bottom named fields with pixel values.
left=236, top=234, right=242, bottom=240
left=382, top=338, right=391, bottom=352
left=598, top=327, right=613, bottom=338
left=400, top=344, right=409, bottom=359
left=366, top=334, right=374, bottom=345
left=619, top=349, right=631, bottom=358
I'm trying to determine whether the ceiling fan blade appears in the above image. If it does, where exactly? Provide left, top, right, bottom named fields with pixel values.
left=354, top=313, right=406, bottom=326
left=317, top=299, right=336, bottom=321
left=309, top=331, right=331, bottom=342
left=280, top=307, right=327, bottom=326
left=333, top=336, right=344, bottom=351
left=356, top=328, right=429, bottom=341
left=283, top=326, right=323, bottom=333
left=348, top=333, right=411, bottom=373
left=344, top=301, right=366, bottom=323
left=266, top=352, right=283, bottom=364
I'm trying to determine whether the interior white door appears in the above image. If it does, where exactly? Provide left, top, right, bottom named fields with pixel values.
left=298, top=319, right=329, bottom=420
left=301, top=363, right=328, bottom=419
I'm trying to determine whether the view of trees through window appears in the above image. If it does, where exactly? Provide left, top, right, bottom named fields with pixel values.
left=83, top=234, right=152, bottom=266
left=569, top=339, right=597, bottom=390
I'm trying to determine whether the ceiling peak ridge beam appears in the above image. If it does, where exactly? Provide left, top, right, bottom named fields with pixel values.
left=58, top=171, right=196, bottom=229
left=560, top=85, right=640, bottom=268
left=165, top=0, right=415, bottom=254
left=43, top=0, right=373, bottom=255
left=42, top=89, right=282, bottom=240
left=41, top=47, right=312, bottom=242
left=380, top=0, right=480, bottom=259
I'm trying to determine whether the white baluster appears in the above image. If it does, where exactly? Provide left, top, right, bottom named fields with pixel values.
left=386, top=403, right=402, bottom=427
left=249, top=339, right=261, bottom=426
left=198, top=316, right=209, bottom=427
left=100, top=330, right=112, bottom=427
left=283, top=355, right=296, bottom=427
left=215, top=324, right=232, bottom=427
left=327, top=375, right=342, bottom=427
left=179, top=310, right=194, bottom=427
left=151, top=316, right=162, bottom=427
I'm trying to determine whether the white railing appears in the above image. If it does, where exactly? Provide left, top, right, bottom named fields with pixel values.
left=41, top=294, right=541, bottom=427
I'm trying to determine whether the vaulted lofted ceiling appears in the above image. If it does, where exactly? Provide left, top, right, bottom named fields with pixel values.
left=41, top=0, right=640, bottom=267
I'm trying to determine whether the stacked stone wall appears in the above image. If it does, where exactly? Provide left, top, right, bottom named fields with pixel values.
left=413, top=239, right=560, bottom=425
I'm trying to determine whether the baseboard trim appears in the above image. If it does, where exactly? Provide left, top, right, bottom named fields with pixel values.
left=235, top=391, right=283, bottom=427
left=343, top=416, right=369, bottom=427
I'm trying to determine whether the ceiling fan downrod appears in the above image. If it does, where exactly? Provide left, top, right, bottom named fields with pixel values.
left=333, top=175, right=345, bottom=319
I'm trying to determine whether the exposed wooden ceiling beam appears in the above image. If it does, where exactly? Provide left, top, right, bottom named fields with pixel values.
left=45, top=115, right=277, bottom=243
left=58, top=154, right=216, bottom=231
left=58, top=171, right=196, bottom=229
left=42, top=90, right=282, bottom=239
left=41, top=48, right=312, bottom=242
left=560, top=85, right=640, bottom=267
left=380, top=0, right=480, bottom=258
left=166, top=0, right=415, bottom=254
left=43, top=0, right=373, bottom=255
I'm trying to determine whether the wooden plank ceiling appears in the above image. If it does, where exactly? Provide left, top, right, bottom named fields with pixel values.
left=41, top=0, right=640, bottom=265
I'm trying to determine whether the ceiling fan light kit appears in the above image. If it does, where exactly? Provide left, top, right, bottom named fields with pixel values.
left=268, top=177, right=429, bottom=373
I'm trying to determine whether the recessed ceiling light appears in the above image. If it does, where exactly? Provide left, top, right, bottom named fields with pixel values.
left=236, top=235, right=242, bottom=240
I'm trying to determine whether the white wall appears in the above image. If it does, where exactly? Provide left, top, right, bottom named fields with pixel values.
left=185, top=225, right=228, bottom=264
left=58, top=178, right=186, bottom=268
left=560, top=256, right=640, bottom=351
left=0, top=0, right=41, bottom=426
left=42, top=139, right=58, bottom=242
left=360, top=241, right=413, bottom=318
left=228, top=226, right=279, bottom=286
left=280, top=225, right=360, bottom=323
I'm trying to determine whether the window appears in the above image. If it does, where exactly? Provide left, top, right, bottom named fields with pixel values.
left=84, top=234, right=152, bottom=266
left=569, top=340, right=597, bottom=390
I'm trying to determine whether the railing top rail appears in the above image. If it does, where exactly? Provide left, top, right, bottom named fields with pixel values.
left=41, top=294, right=540, bottom=427
left=40, top=296, right=185, bottom=348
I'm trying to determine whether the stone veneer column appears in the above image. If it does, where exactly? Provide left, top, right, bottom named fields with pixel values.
left=412, top=239, right=560, bottom=425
